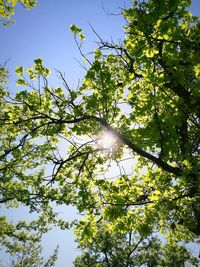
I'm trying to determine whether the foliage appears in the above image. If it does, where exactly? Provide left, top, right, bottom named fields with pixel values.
left=0, top=222, right=58, bottom=267
left=69, top=24, right=86, bottom=41
left=73, top=223, right=199, bottom=267
left=0, top=0, right=37, bottom=25
left=0, top=0, right=200, bottom=265
left=0, top=210, right=58, bottom=266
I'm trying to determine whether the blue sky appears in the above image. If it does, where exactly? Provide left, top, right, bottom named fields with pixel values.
left=0, top=0, right=131, bottom=89
left=0, top=0, right=200, bottom=266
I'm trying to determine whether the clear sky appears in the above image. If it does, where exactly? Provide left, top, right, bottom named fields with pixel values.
left=0, top=0, right=131, bottom=89
left=0, top=0, right=200, bottom=266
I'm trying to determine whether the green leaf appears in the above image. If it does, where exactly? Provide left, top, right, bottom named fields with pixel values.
left=15, top=66, right=24, bottom=76
left=16, top=78, right=27, bottom=86
left=69, top=24, right=85, bottom=40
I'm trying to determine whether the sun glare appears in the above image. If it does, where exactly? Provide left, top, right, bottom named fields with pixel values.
left=100, top=131, right=116, bottom=149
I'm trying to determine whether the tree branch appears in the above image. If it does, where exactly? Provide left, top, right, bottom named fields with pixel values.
left=93, top=116, right=182, bottom=176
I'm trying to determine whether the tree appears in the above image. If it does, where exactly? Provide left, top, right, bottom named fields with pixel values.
left=0, top=66, right=59, bottom=266
left=0, top=215, right=59, bottom=266
left=2, top=232, right=58, bottom=267
left=0, top=0, right=200, bottom=265
left=0, top=0, right=38, bottom=26
left=73, top=223, right=199, bottom=267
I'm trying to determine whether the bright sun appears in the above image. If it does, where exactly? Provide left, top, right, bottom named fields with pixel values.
left=100, top=131, right=116, bottom=149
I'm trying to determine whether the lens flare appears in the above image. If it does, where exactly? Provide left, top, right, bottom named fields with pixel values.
left=100, top=131, right=116, bottom=149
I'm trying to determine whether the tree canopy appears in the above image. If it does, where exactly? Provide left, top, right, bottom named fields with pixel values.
left=0, top=0, right=200, bottom=266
